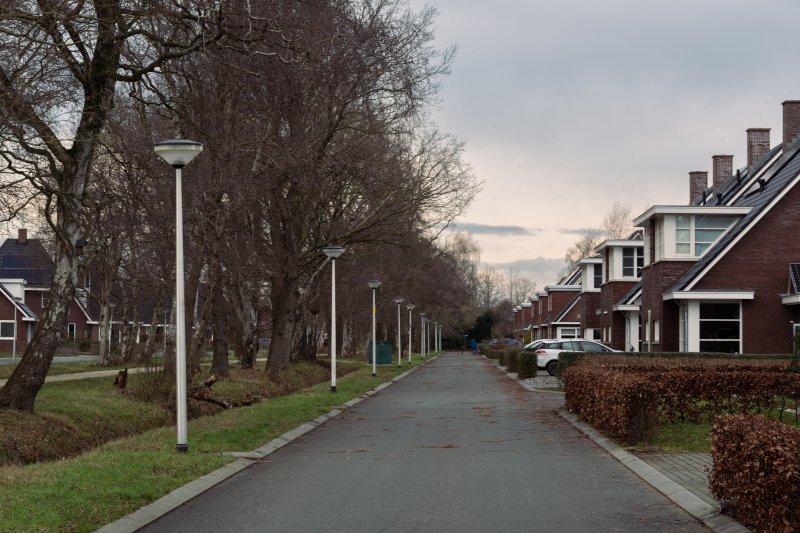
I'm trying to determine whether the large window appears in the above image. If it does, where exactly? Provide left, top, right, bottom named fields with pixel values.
left=0, top=321, right=14, bottom=339
left=558, top=327, right=579, bottom=339
left=676, top=215, right=737, bottom=256
left=699, top=303, right=740, bottom=353
left=622, top=247, right=643, bottom=277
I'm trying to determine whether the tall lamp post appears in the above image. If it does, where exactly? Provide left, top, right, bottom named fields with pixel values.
left=419, top=313, right=426, bottom=358
left=367, top=280, right=381, bottom=376
left=394, top=297, right=404, bottom=367
left=155, top=138, right=203, bottom=453
left=323, top=245, right=346, bottom=392
left=406, top=303, right=415, bottom=364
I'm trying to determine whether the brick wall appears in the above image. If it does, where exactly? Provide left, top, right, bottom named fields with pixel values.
left=692, top=181, right=800, bottom=353
left=600, top=281, right=637, bottom=350
left=578, top=292, right=601, bottom=332
left=640, top=260, right=694, bottom=352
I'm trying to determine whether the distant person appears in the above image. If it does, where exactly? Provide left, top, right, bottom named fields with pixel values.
left=470, top=338, right=478, bottom=354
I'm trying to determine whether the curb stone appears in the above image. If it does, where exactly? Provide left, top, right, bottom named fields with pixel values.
left=95, top=356, right=437, bottom=533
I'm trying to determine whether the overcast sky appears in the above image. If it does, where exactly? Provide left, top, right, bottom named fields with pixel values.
left=409, top=0, right=800, bottom=290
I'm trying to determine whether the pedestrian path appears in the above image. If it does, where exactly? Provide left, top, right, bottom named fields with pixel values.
left=641, top=453, right=718, bottom=509
left=498, top=362, right=749, bottom=532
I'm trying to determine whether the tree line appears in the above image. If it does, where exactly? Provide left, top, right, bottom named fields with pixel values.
left=0, top=0, right=480, bottom=411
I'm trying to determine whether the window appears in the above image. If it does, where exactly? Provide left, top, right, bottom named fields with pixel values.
left=653, top=320, right=660, bottom=343
left=622, top=247, right=643, bottom=277
left=676, top=215, right=737, bottom=257
left=654, top=219, right=664, bottom=261
left=67, top=323, right=76, bottom=339
left=699, top=302, right=740, bottom=353
left=593, top=264, right=602, bottom=288
left=41, top=292, right=49, bottom=308
left=579, top=341, right=611, bottom=352
left=0, top=321, right=14, bottom=339
left=559, top=327, right=579, bottom=339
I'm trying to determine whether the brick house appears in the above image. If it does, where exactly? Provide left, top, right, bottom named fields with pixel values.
left=576, top=256, right=602, bottom=341
left=594, top=231, right=644, bottom=350
left=634, top=100, right=800, bottom=354
left=533, top=269, right=581, bottom=339
left=0, top=229, right=96, bottom=350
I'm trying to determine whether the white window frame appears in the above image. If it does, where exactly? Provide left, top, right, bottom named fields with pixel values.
left=676, top=215, right=737, bottom=258
left=653, top=320, right=660, bottom=343
left=622, top=247, right=643, bottom=278
left=0, top=320, right=15, bottom=340
left=698, top=302, right=741, bottom=353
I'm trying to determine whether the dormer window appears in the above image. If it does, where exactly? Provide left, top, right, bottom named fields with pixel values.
left=593, top=264, right=602, bottom=288
left=622, top=247, right=643, bottom=277
left=676, top=215, right=737, bottom=256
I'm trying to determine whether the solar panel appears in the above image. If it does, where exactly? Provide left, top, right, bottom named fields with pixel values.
left=791, top=264, right=800, bottom=294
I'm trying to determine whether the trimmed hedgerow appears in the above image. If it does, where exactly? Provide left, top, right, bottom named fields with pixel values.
left=517, top=351, right=537, bottom=379
left=564, top=358, right=800, bottom=444
left=487, top=348, right=503, bottom=360
left=710, top=414, right=800, bottom=532
left=504, top=347, right=520, bottom=372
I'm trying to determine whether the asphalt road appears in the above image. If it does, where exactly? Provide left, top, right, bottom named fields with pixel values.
left=142, top=353, right=707, bottom=533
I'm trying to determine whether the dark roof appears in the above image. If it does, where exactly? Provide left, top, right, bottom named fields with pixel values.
left=617, top=281, right=642, bottom=306
left=553, top=294, right=581, bottom=323
left=0, top=284, right=36, bottom=319
left=791, top=264, right=800, bottom=294
left=671, top=143, right=800, bottom=292
left=698, top=145, right=782, bottom=207
left=0, top=238, right=53, bottom=287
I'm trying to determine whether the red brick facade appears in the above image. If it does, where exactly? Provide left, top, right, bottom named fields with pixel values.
left=600, top=281, right=637, bottom=351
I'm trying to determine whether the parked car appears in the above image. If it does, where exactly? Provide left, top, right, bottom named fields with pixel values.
left=535, top=339, right=618, bottom=376
left=489, top=338, right=520, bottom=347
left=522, top=339, right=549, bottom=350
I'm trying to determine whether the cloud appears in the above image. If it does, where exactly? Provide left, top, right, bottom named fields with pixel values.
left=486, top=256, right=566, bottom=289
left=559, top=228, right=600, bottom=237
left=451, top=222, right=536, bottom=236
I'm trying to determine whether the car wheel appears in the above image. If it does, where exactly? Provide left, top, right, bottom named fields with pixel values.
left=546, top=360, right=559, bottom=377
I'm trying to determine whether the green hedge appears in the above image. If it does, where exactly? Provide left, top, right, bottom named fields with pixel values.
left=517, top=351, right=537, bottom=379
left=487, top=348, right=503, bottom=360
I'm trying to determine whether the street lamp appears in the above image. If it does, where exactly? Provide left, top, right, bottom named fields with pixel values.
left=433, top=322, right=438, bottom=354
left=323, top=245, right=346, bottom=392
left=155, top=138, right=203, bottom=453
left=394, top=297, right=404, bottom=367
left=406, top=303, right=415, bottom=364
left=367, top=280, right=381, bottom=377
left=419, top=313, right=426, bottom=358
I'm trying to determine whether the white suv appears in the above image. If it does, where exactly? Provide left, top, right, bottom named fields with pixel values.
left=535, top=339, right=618, bottom=376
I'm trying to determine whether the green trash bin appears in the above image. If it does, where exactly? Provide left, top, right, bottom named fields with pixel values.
left=367, top=341, right=393, bottom=364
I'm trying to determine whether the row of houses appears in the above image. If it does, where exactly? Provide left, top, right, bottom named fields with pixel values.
left=0, top=230, right=152, bottom=356
left=511, top=100, right=800, bottom=355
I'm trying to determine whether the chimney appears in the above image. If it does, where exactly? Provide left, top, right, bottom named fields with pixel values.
left=746, top=128, right=770, bottom=168
left=18, top=228, right=27, bottom=245
left=712, top=155, right=733, bottom=191
left=782, top=100, right=800, bottom=149
left=689, top=171, right=708, bottom=204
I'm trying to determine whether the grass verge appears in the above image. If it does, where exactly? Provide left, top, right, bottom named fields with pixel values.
left=0, top=357, right=428, bottom=532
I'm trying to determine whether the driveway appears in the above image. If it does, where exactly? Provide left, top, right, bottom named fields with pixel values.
left=141, top=352, right=707, bottom=532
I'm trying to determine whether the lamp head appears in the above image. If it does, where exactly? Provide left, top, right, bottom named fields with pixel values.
left=322, top=245, right=345, bottom=259
left=394, top=297, right=405, bottom=305
left=154, top=139, right=203, bottom=168
left=367, top=280, right=382, bottom=289
left=406, top=303, right=415, bottom=310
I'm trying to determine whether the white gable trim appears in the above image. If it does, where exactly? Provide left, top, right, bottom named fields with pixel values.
left=664, top=291, right=754, bottom=301
left=685, top=173, right=800, bottom=291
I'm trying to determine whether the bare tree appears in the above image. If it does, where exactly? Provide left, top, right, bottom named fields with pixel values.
left=0, top=1, right=220, bottom=411
left=505, top=269, right=536, bottom=305
left=562, top=229, right=604, bottom=275
left=602, top=201, right=634, bottom=239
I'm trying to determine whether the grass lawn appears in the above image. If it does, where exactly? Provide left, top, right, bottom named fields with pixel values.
left=0, top=356, right=430, bottom=532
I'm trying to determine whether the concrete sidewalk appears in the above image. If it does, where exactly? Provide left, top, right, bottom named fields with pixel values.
left=499, top=362, right=750, bottom=533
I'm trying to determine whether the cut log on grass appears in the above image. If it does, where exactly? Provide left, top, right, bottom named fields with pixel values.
left=113, top=368, right=128, bottom=389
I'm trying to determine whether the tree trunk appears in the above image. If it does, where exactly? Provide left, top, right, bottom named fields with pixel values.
left=209, top=259, right=230, bottom=377
left=0, top=230, right=79, bottom=412
left=267, top=274, right=299, bottom=377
